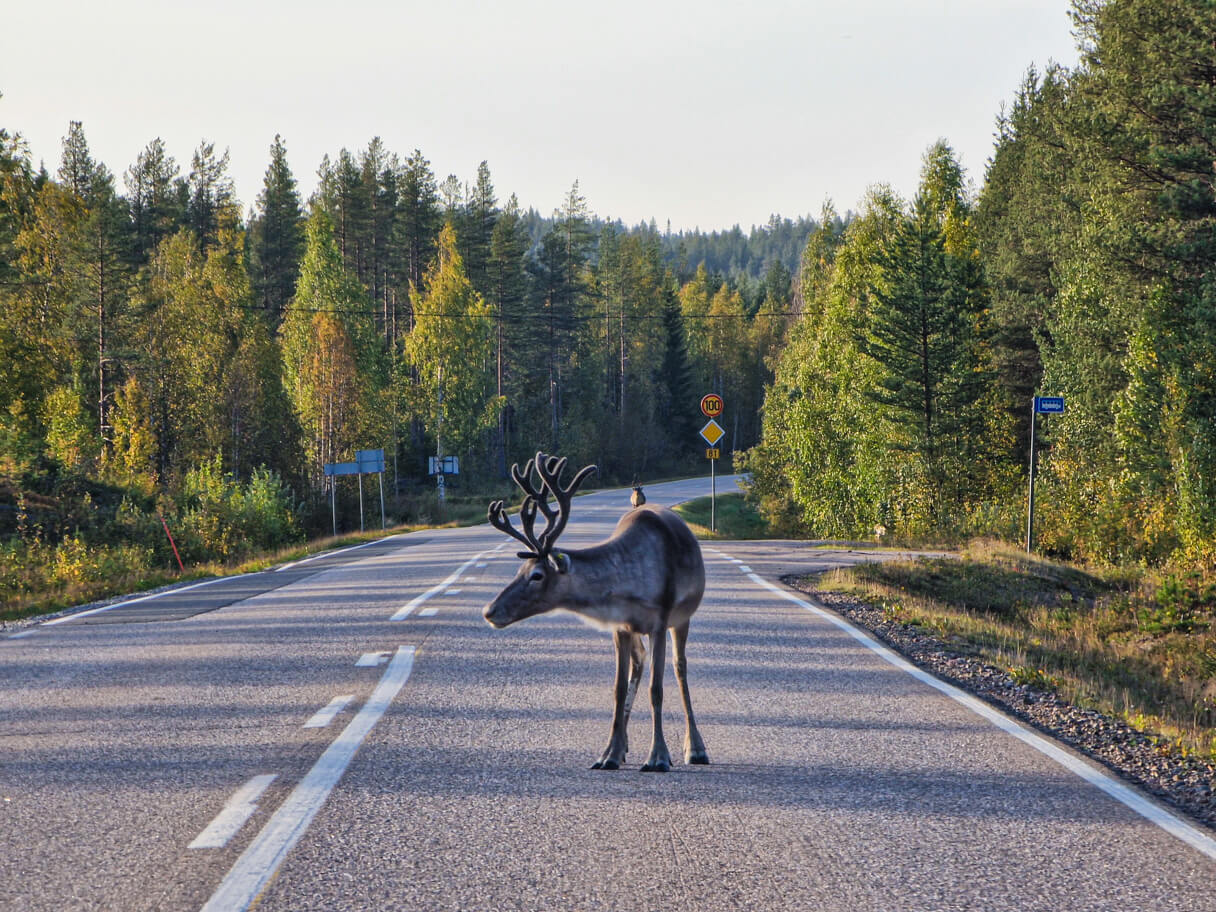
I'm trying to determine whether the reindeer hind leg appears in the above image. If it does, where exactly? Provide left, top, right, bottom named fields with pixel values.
left=622, top=632, right=646, bottom=746
left=640, top=629, right=673, bottom=772
left=671, top=621, right=709, bottom=765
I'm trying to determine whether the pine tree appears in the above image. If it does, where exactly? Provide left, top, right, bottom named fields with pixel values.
left=527, top=182, right=593, bottom=451
left=186, top=141, right=236, bottom=248
left=395, top=150, right=441, bottom=321
left=40, top=121, right=133, bottom=450
left=124, top=137, right=184, bottom=264
left=461, top=161, right=497, bottom=296
left=860, top=149, right=992, bottom=526
left=487, top=194, right=529, bottom=473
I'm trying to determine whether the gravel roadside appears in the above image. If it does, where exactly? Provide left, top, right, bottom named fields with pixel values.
left=786, top=578, right=1216, bottom=834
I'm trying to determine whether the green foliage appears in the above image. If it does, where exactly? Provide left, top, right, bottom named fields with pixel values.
left=43, top=385, right=98, bottom=473
left=746, top=154, right=1015, bottom=541
left=401, top=222, right=500, bottom=457
left=281, top=209, right=385, bottom=479
left=176, top=456, right=302, bottom=563
left=673, top=492, right=771, bottom=540
left=12, top=12, right=1216, bottom=610
left=250, top=134, right=305, bottom=321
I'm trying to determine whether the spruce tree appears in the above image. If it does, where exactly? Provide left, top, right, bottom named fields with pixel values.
left=250, top=134, right=305, bottom=324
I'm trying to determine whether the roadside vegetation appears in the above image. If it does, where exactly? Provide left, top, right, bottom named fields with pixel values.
left=0, top=469, right=497, bottom=624
left=815, top=541, right=1216, bottom=758
left=674, top=492, right=772, bottom=540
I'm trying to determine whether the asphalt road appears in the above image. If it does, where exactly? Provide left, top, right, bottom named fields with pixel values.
left=3, top=475, right=1215, bottom=911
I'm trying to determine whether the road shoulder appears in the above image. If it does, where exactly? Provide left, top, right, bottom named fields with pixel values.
left=787, top=579, right=1216, bottom=836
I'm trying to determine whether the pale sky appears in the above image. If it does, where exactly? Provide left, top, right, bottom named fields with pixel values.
left=3, top=0, right=1079, bottom=232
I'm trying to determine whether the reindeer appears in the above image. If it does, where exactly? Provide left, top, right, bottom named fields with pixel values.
left=630, top=478, right=646, bottom=508
left=484, top=452, right=709, bottom=772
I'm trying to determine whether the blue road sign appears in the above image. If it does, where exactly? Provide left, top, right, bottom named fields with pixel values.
left=1035, top=396, right=1065, bottom=414
left=356, top=448, right=385, bottom=473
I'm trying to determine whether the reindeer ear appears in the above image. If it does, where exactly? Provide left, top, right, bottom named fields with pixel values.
left=551, top=551, right=572, bottom=574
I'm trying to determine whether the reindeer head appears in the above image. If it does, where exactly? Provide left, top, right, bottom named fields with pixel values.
left=484, top=452, right=596, bottom=628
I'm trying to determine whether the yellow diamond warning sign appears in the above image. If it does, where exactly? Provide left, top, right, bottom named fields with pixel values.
left=700, top=419, right=724, bottom=447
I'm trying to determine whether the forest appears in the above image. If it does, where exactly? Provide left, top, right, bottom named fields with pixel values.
left=0, top=107, right=798, bottom=597
left=747, top=0, right=1216, bottom=567
left=3, top=0, right=1215, bottom=612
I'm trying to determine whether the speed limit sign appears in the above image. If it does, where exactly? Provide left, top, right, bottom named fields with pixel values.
left=700, top=394, right=723, bottom=418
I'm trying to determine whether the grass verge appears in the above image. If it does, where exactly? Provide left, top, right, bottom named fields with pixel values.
left=674, top=492, right=773, bottom=540
left=814, top=539, right=1216, bottom=758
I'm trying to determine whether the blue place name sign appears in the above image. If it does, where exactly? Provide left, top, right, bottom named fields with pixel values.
left=1034, top=396, right=1065, bottom=414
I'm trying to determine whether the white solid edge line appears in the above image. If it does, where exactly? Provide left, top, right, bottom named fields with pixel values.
left=302, top=695, right=355, bottom=729
left=274, top=534, right=403, bottom=573
left=389, top=548, right=495, bottom=621
left=40, top=574, right=243, bottom=627
left=188, top=774, right=278, bottom=850
left=43, top=535, right=407, bottom=627
left=744, top=571, right=1216, bottom=863
left=200, top=645, right=416, bottom=912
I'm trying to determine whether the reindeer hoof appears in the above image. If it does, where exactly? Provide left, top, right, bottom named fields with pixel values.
left=640, top=759, right=670, bottom=772
left=592, top=757, right=621, bottom=771
left=686, top=750, right=710, bottom=765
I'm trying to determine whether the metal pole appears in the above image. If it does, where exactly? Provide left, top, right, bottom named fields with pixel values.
left=378, top=471, right=386, bottom=530
left=711, top=455, right=716, bottom=533
left=331, top=476, right=337, bottom=537
left=358, top=472, right=365, bottom=532
left=436, top=366, right=445, bottom=509
left=1026, top=401, right=1038, bottom=553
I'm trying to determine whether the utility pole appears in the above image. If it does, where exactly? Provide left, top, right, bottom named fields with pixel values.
left=436, top=364, right=445, bottom=508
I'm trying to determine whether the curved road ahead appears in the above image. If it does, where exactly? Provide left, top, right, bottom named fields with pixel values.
left=2, top=476, right=1214, bottom=911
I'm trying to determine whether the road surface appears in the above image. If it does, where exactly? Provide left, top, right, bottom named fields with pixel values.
left=2, top=475, right=1214, bottom=911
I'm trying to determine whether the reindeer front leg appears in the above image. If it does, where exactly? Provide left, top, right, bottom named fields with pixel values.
left=640, top=629, right=672, bottom=772
left=592, top=629, right=634, bottom=770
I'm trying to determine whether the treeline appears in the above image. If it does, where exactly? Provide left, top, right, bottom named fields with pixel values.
left=519, top=210, right=822, bottom=288
left=746, top=0, right=1216, bottom=565
left=0, top=120, right=794, bottom=563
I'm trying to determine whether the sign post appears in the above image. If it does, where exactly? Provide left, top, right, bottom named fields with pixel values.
left=324, top=448, right=386, bottom=535
left=700, top=395, right=725, bottom=533
left=1027, top=396, right=1064, bottom=552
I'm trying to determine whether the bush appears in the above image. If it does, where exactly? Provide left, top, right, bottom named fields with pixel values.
left=177, top=457, right=303, bottom=563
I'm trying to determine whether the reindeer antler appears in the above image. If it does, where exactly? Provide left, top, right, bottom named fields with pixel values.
left=533, top=452, right=597, bottom=554
left=487, top=452, right=597, bottom=561
left=487, top=496, right=541, bottom=558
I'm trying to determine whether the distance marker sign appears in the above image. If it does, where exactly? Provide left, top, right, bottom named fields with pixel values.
left=700, top=394, right=723, bottom=418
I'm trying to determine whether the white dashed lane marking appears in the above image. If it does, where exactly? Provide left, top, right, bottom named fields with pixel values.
left=201, top=646, right=416, bottom=912
left=303, top=695, right=354, bottom=728
left=189, top=774, right=277, bottom=850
